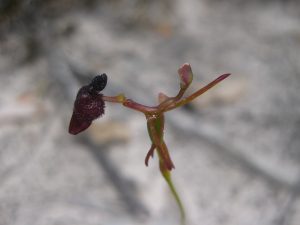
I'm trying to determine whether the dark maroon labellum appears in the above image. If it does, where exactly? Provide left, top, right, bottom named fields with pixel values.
left=69, top=75, right=107, bottom=135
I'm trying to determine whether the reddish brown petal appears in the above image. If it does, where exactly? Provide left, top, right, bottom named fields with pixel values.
left=160, top=141, right=175, bottom=170
left=145, top=144, right=156, bottom=166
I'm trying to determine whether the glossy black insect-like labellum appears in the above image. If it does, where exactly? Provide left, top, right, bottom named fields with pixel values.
left=69, top=74, right=107, bottom=135
left=89, top=74, right=107, bottom=93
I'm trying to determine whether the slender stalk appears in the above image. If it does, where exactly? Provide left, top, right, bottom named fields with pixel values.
left=103, top=95, right=157, bottom=113
left=123, top=99, right=157, bottom=113
left=165, top=73, right=231, bottom=112
left=158, top=87, right=187, bottom=111
left=102, top=95, right=125, bottom=103
left=160, top=162, right=186, bottom=225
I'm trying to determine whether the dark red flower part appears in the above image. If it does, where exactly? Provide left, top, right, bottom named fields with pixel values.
left=145, top=144, right=155, bottom=166
left=69, top=74, right=107, bottom=135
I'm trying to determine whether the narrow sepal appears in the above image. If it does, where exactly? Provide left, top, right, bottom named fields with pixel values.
left=145, top=144, right=156, bottom=166
left=158, top=92, right=170, bottom=103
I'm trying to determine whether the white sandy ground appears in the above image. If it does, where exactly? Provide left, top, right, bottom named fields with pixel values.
left=0, top=1, right=300, bottom=225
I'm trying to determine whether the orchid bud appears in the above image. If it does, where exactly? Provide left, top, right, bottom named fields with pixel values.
left=178, top=63, right=193, bottom=89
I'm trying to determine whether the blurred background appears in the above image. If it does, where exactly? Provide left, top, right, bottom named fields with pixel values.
left=1, top=0, right=300, bottom=225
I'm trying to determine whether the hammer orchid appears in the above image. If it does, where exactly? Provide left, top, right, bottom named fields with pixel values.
left=69, top=63, right=230, bottom=224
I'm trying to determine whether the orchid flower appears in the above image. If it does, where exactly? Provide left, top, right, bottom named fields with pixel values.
left=69, top=63, right=230, bottom=224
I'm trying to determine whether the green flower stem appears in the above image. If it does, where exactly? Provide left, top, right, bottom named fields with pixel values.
left=160, top=160, right=186, bottom=225
left=148, top=116, right=185, bottom=224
